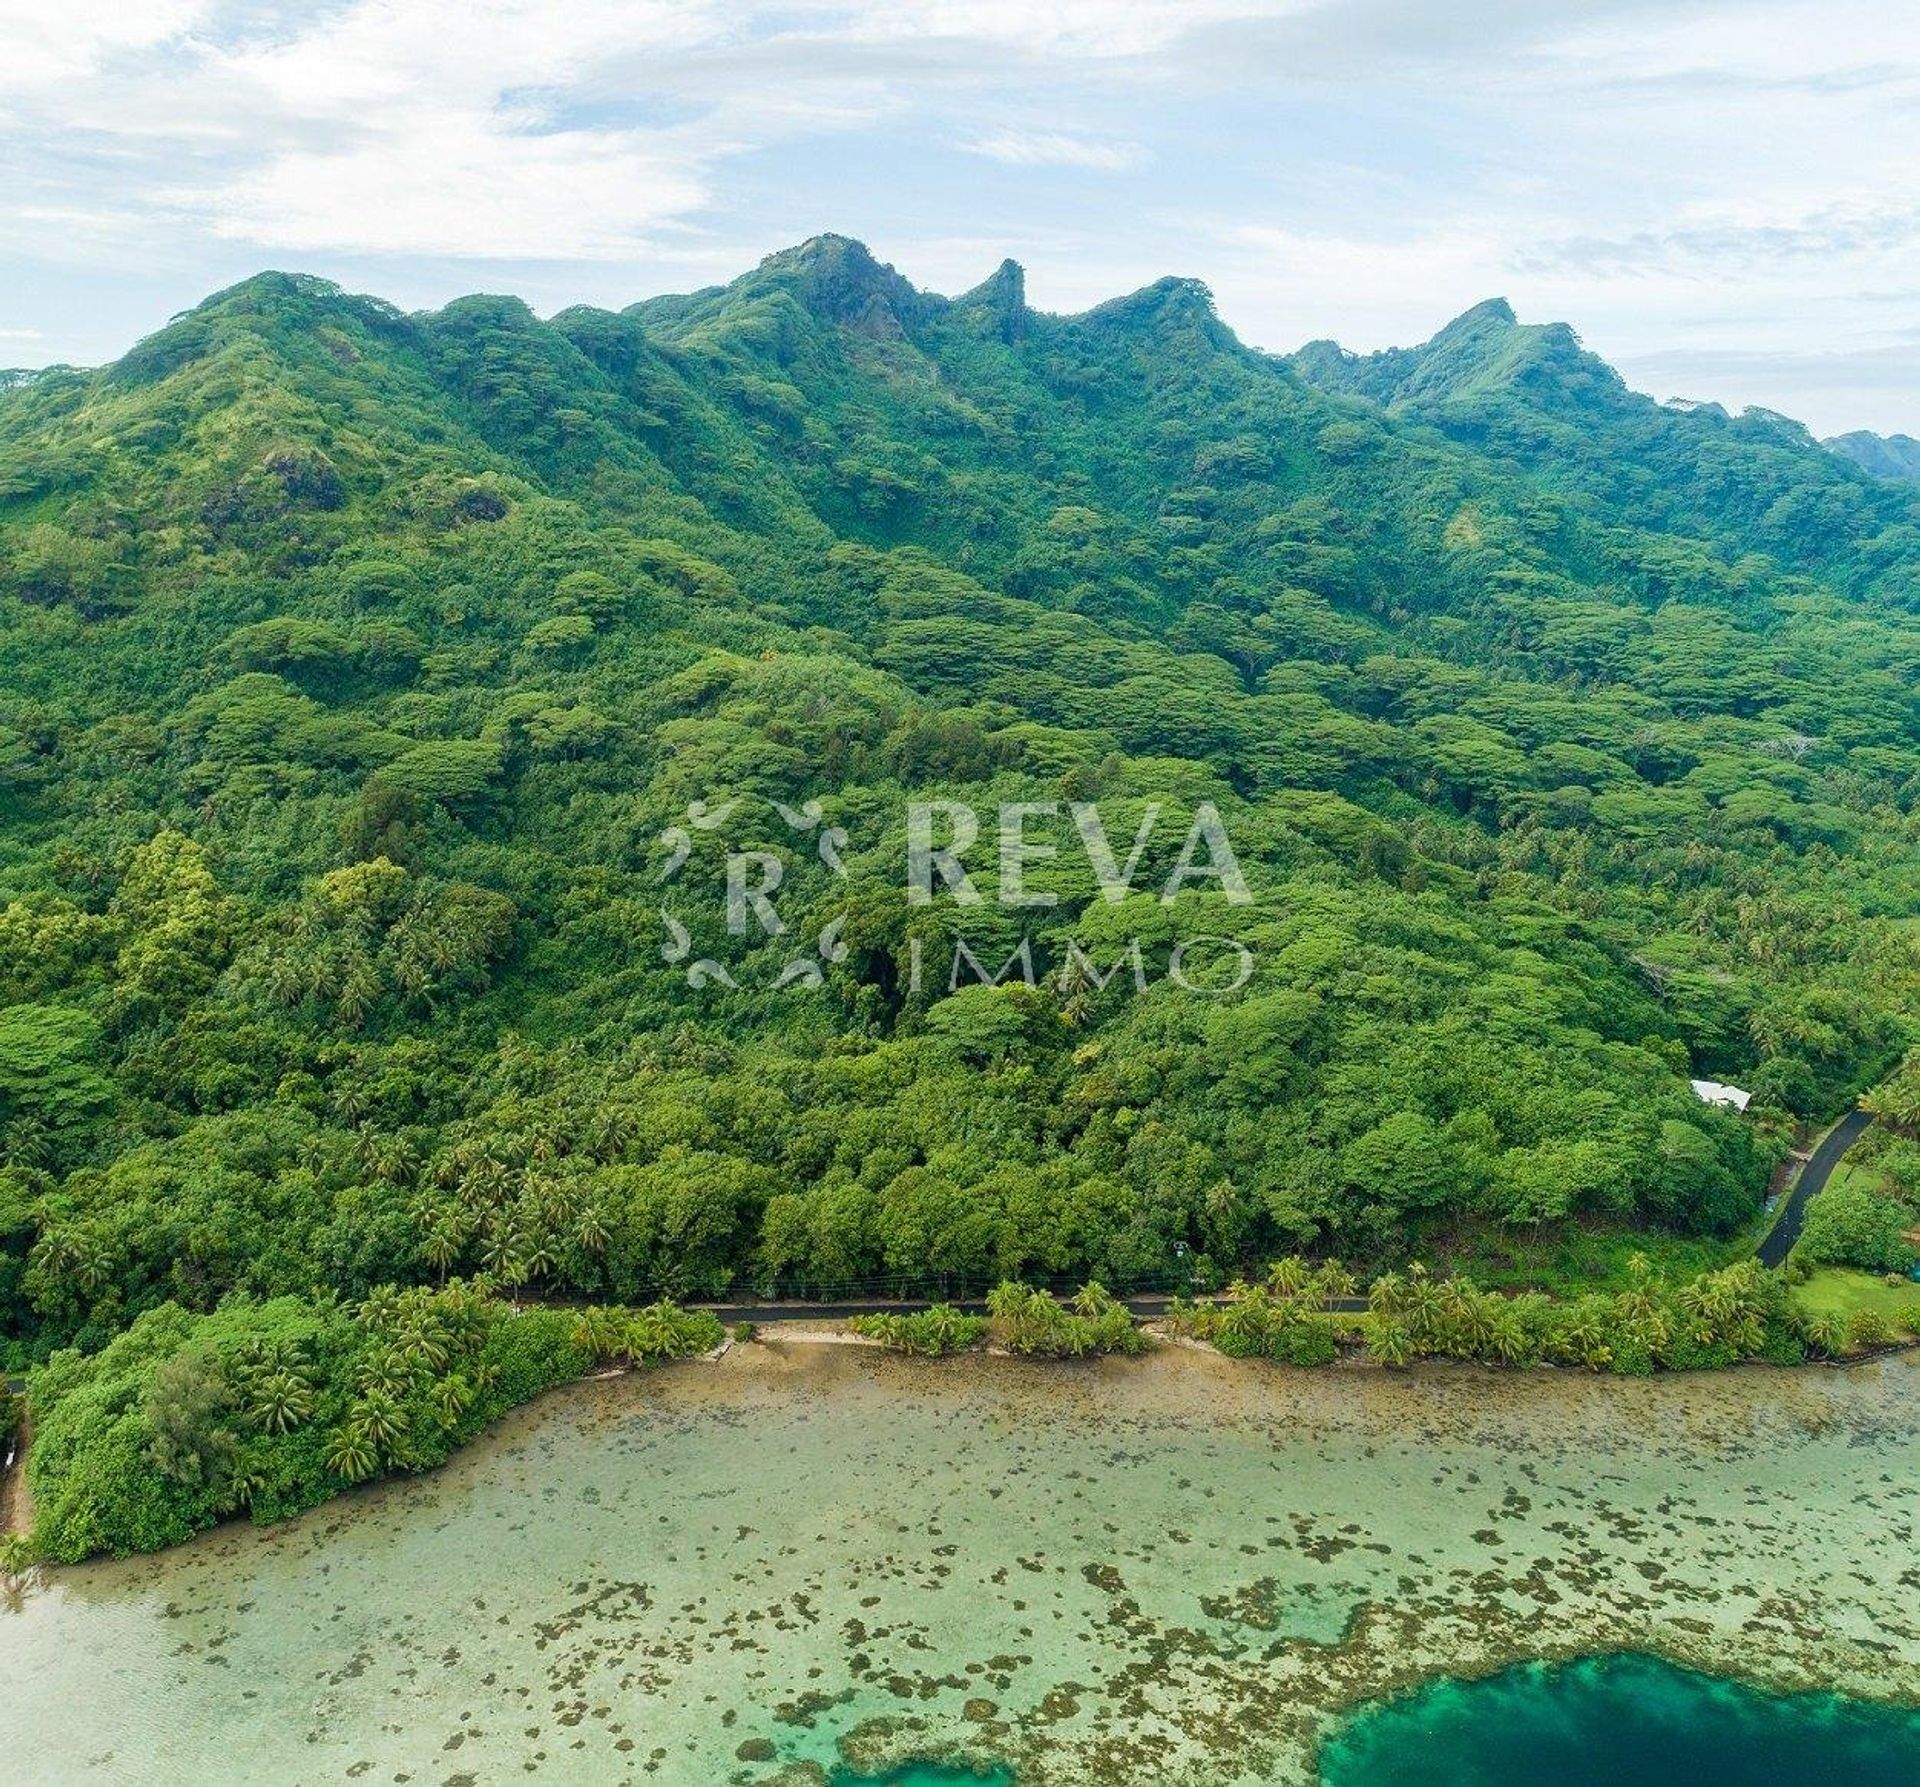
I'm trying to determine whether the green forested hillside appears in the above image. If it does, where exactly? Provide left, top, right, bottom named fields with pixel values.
left=5, top=234, right=1920, bottom=1362
left=1827, top=430, right=1920, bottom=484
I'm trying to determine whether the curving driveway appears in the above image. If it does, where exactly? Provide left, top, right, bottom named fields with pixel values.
left=1758, top=1107, right=1877, bottom=1268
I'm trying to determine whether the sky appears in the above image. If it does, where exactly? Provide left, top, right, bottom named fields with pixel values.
left=3, top=0, right=1919, bottom=437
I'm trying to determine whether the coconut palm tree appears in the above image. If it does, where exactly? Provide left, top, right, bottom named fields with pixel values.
left=1367, top=1270, right=1408, bottom=1322
left=325, top=1429, right=380, bottom=1484
left=1266, top=1257, right=1311, bottom=1299
left=246, top=1369, right=315, bottom=1436
left=574, top=1202, right=611, bottom=1256
left=1311, top=1260, right=1357, bottom=1305
left=422, top=1219, right=462, bottom=1285
left=1403, top=1269, right=1447, bottom=1351
left=430, top=1375, right=474, bottom=1429
left=353, top=1285, right=404, bottom=1332
left=1488, top=1310, right=1531, bottom=1366
left=1071, top=1281, right=1117, bottom=1320
left=627, top=1303, right=684, bottom=1359
left=1369, top=1321, right=1414, bottom=1369
left=349, top=1391, right=409, bottom=1456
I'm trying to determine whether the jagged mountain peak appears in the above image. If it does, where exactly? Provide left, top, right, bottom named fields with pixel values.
left=745, top=233, right=931, bottom=332
left=953, top=257, right=1027, bottom=340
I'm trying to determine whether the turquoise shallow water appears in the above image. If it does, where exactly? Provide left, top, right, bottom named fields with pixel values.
left=9, top=1343, right=1920, bottom=1782
left=831, top=1768, right=1014, bottom=1786
left=1318, top=1653, right=1920, bottom=1785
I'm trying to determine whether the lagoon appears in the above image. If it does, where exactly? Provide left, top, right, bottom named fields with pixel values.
left=5, top=1341, right=1920, bottom=1783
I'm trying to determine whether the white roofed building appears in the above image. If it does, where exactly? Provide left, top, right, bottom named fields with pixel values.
left=1690, top=1078, right=1752, bottom=1113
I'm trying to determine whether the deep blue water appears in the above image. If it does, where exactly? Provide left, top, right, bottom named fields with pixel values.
left=1318, top=1653, right=1920, bottom=1786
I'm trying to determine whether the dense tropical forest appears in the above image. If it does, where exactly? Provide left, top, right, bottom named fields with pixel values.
left=6, top=231, right=1920, bottom=1417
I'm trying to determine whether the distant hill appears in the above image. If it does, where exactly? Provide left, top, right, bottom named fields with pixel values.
left=1826, top=430, right=1920, bottom=482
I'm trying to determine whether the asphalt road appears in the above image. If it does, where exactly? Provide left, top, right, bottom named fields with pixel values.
left=1758, top=1107, right=1877, bottom=1268
left=693, top=1292, right=1371, bottom=1324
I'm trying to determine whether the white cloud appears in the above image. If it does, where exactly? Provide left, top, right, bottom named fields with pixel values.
left=961, top=130, right=1145, bottom=170
left=4, top=0, right=1920, bottom=432
left=0, top=0, right=211, bottom=96
left=193, top=115, right=710, bottom=260
left=842, top=0, right=1282, bottom=58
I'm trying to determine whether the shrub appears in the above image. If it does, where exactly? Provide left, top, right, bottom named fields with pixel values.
left=1794, top=1183, right=1916, bottom=1275
left=1189, top=1284, right=1338, bottom=1366
left=985, top=1283, right=1147, bottom=1358
left=850, top=1304, right=989, bottom=1355
left=1847, top=1309, right=1894, bottom=1352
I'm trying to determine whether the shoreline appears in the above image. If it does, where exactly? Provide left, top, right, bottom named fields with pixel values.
left=8, top=1312, right=1913, bottom=1572
left=0, top=1412, right=31, bottom=1544
left=11, top=1336, right=1920, bottom=1785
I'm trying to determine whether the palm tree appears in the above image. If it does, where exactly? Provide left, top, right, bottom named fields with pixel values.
left=573, top=1307, right=628, bottom=1363
left=627, top=1303, right=683, bottom=1359
left=395, top=1320, right=450, bottom=1373
left=1266, top=1257, right=1311, bottom=1300
left=1311, top=1260, right=1357, bottom=1305
left=353, top=1285, right=403, bottom=1332
left=247, top=1369, right=316, bottom=1435
left=220, top=1466, right=273, bottom=1515
left=1367, top=1270, right=1408, bottom=1322
left=574, top=1204, right=611, bottom=1256
left=923, top=1304, right=964, bottom=1355
left=349, top=1391, right=409, bottom=1456
left=1558, top=1306, right=1613, bottom=1371
left=1488, top=1311, right=1530, bottom=1366
left=1369, top=1321, right=1414, bottom=1368
left=430, top=1375, right=474, bottom=1429
left=422, top=1220, right=462, bottom=1285
left=1448, top=1284, right=1498, bottom=1356
left=521, top=1235, right=557, bottom=1284
left=1071, top=1281, right=1117, bottom=1319
left=325, top=1429, right=380, bottom=1484
left=1404, top=1271, right=1447, bottom=1350
left=354, top=1349, right=411, bottom=1402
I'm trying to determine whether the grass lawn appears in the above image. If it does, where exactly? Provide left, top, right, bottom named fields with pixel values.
left=1816, top=1158, right=1880, bottom=1199
left=1792, top=1267, right=1920, bottom=1332
left=1430, top=1222, right=1740, bottom=1298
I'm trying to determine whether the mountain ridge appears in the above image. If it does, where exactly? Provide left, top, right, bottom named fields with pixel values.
left=4, top=234, right=1920, bottom=1363
left=14, top=239, right=1912, bottom=471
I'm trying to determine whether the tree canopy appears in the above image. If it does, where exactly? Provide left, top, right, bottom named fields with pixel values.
left=4, top=236, right=1920, bottom=1376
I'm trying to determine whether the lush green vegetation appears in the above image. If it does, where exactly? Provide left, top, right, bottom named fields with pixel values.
left=1171, top=1256, right=1353, bottom=1363
left=850, top=1303, right=990, bottom=1354
left=1172, top=1253, right=1815, bottom=1372
left=8, top=235, right=1920, bottom=1537
left=847, top=1285, right=1146, bottom=1357
left=20, top=1283, right=717, bottom=1562
left=985, top=1282, right=1147, bottom=1356
left=1786, top=1124, right=1920, bottom=1273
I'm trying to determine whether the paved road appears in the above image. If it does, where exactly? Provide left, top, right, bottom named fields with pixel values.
left=694, top=1292, right=1371, bottom=1324
left=1758, top=1106, right=1877, bottom=1268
